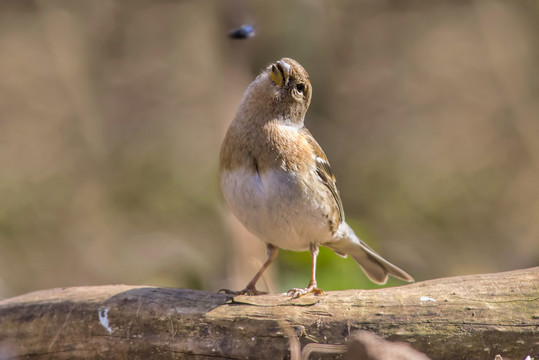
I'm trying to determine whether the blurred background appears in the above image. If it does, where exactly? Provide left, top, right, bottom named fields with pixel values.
left=1, top=0, right=538, bottom=299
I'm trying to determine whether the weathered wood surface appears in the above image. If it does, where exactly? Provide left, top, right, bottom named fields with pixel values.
left=0, top=267, right=537, bottom=360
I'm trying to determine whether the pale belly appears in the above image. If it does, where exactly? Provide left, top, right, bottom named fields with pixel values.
left=220, top=167, right=331, bottom=251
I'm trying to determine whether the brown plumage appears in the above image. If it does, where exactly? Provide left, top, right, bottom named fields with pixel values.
left=219, top=58, right=413, bottom=297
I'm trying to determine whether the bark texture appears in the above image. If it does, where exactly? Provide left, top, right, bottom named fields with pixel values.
left=0, top=267, right=538, bottom=360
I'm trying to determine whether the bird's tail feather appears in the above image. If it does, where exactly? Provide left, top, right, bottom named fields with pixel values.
left=328, top=223, right=414, bottom=284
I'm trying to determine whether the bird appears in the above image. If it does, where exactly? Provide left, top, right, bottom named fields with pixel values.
left=219, top=58, right=414, bottom=297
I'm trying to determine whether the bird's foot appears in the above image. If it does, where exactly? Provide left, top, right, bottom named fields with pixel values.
left=218, top=285, right=267, bottom=296
left=287, top=285, right=325, bottom=299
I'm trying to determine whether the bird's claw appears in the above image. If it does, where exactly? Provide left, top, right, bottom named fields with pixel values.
left=218, top=286, right=268, bottom=296
left=287, top=285, right=325, bottom=299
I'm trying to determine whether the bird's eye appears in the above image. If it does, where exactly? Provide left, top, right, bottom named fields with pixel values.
left=296, top=83, right=305, bottom=94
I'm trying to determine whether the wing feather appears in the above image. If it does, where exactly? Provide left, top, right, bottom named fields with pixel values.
left=300, top=127, right=345, bottom=223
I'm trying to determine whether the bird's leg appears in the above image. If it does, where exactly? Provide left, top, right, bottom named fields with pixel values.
left=219, top=244, right=278, bottom=296
left=287, top=243, right=325, bottom=298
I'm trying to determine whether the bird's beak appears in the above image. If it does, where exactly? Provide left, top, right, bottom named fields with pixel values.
left=269, top=60, right=291, bottom=87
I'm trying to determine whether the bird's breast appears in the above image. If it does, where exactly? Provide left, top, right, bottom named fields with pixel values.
left=220, top=165, right=328, bottom=251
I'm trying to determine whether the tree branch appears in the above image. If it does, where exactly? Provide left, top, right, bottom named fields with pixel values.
left=0, top=267, right=537, bottom=359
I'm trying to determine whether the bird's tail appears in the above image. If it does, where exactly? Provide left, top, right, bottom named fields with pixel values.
left=328, top=222, right=414, bottom=284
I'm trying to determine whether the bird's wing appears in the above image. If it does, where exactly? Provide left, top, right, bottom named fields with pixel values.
left=300, top=126, right=345, bottom=223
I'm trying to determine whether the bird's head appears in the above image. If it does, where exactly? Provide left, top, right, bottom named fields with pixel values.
left=267, top=58, right=312, bottom=122
left=243, top=58, right=312, bottom=125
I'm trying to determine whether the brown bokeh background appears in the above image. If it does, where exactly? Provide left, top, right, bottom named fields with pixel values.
left=1, top=0, right=538, bottom=298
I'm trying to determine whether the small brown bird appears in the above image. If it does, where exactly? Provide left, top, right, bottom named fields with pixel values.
left=220, top=58, right=413, bottom=297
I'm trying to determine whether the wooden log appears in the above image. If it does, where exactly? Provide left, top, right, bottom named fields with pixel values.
left=0, top=267, right=537, bottom=359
